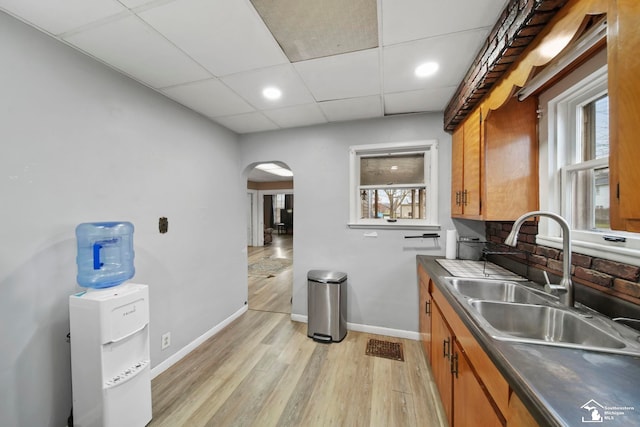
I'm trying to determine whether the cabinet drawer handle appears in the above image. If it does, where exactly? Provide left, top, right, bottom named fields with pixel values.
left=451, top=352, right=459, bottom=378
left=443, top=337, right=450, bottom=359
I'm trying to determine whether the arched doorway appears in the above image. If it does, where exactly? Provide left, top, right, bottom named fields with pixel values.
left=246, top=162, right=293, bottom=314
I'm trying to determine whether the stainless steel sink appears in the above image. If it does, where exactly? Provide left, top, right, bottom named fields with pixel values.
left=468, top=300, right=627, bottom=350
left=444, top=277, right=549, bottom=304
left=440, top=276, right=640, bottom=356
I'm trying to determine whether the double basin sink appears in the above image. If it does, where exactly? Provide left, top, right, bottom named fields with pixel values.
left=444, top=277, right=640, bottom=356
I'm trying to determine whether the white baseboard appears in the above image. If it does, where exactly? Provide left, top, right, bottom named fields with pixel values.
left=290, top=313, right=419, bottom=341
left=151, top=305, right=248, bottom=379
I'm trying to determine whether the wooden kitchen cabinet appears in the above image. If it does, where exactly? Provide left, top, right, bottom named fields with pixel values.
left=431, top=299, right=505, bottom=427
left=609, top=0, right=640, bottom=232
left=451, top=98, right=537, bottom=221
left=418, top=263, right=541, bottom=427
left=432, top=302, right=454, bottom=425
left=418, top=265, right=433, bottom=362
left=451, top=109, right=481, bottom=219
left=451, top=126, right=464, bottom=217
left=452, top=340, right=503, bottom=427
left=482, top=96, right=538, bottom=220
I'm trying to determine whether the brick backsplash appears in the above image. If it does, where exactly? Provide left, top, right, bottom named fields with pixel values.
left=486, top=221, right=640, bottom=305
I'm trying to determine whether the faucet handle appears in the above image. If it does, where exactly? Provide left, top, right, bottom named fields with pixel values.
left=543, top=271, right=568, bottom=296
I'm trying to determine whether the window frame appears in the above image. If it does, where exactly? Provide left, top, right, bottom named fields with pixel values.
left=537, top=51, right=640, bottom=267
left=348, top=140, right=439, bottom=229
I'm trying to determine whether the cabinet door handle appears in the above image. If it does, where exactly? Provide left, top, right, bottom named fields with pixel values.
left=451, top=352, right=459, bottom=378
left=425, top=300, right=431, bottom=315
left=463, top=189, right=468, bottom=206
left=455, top=191, right=460, bottom=206
left=443, top=337, right=450, bottom=359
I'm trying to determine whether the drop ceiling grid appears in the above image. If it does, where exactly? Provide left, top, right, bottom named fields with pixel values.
left=0, top=0, right=513, bottom=133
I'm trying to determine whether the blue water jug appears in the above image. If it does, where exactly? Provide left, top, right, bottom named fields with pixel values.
left=76, top=222, right=135, bottom=288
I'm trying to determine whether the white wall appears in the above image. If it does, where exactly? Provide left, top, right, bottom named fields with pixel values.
left=0, top=12, right=247, bottom=427
left=240, top=114, right=454, bottom=333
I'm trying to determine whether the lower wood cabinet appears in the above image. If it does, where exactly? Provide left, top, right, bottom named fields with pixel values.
left=432, top=303, right=454, bottom=424
left=452, top=339, right=503, bottom=427
left=418, top=265, right=433, bottom=362
left=418, top=264, right=540, bottom=427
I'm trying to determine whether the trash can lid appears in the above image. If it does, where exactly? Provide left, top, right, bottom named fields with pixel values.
left=308, top=269, right=347, bottom=284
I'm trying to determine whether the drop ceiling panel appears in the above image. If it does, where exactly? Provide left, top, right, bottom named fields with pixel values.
left=118, top=0, right=157, bottom=8
left=251, top=0, right=378, bottom=62
left=319, top=96, right=383, bottom=122
left=383, top=28, right=489, bottom=94
left=214, top=112, right=279, bottom=134
left=222, top=64, right=315, bottom=110
left=263, top=103, right=327, bottom=128
left=384, top=87, right=456, bottom=115
left=381, top=0, right=508, bottom=46
left=64, top=15, right=211, bottom=89
left=0, top=0, right=125, bottom=35
left=294, top=49, right=381, bottom=101
left=162, top=79, right=255, bottom=118
left=138, top=0, right=289, bottom=77
left=1, top=0, right=514, bottom=133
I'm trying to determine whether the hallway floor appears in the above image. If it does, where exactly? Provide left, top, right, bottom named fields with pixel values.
left=247, top=233, right=293, bottom=314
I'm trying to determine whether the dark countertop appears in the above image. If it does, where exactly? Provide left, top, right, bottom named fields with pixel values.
left=417, top=256, right=640, bottom=427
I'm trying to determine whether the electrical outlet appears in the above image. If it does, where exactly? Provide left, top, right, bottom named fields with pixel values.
left=161, top=332, right=171, bottom=350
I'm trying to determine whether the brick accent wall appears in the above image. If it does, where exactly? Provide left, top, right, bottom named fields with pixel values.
left=486, top=221, right=640, bottom=304
left=443, top=0, right=569, bottom=131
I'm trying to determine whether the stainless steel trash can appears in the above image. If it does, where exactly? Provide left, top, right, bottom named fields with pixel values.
left=307, top=270, right=347, bottom=342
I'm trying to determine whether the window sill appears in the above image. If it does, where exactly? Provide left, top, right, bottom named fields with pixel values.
left=537, top=234, right=640, bottom=268
left=348, top=223, right=441, bottom=231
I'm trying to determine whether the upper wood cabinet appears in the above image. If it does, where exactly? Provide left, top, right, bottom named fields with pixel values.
left=609, top=0, right=640, bottom=232
left=451, top=109, right=482, bottom=219
left=447, top=0, right=640, bottom=231
left=482, top=96, right=538, bottom=220
left=451, top=97, right=538, bottom=221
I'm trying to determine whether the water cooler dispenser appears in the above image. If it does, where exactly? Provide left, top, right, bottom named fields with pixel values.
left=69, top=222, right=152, bottom=427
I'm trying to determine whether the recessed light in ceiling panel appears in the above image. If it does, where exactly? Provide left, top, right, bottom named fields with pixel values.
left=250, top=0, right=378, bottom=62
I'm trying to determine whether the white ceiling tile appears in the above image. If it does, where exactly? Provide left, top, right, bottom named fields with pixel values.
left=64, top=15, right=211, bottom=88
left=263, top=104, right=327, bottom=128
left=162, top=79, right=255, bottom=118
left=294, top=49, right=381, bottom=101
left=0, top=0, right=126, bottom=35
left=118, top=0, right=159, bottom=8
left=319, top=96, right=383, bottom=122
left=222, top=64, right=316, bottom=110
left=383, top=28, right=489, bottom=94
left=384, top=87, right=455, bottom=114
left=382, top=0, right=507, bottom=45
left=214, top=112, right=279, bottom=134
left=138, top=0, right=289, bottom=76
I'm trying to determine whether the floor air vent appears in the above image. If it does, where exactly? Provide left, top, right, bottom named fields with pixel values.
left=365, top=338, right=404, bottom=362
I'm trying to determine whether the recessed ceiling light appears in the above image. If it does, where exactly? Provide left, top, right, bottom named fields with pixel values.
left=415, top=62, right=439, bottom=78
left=262, top=86, right=282, bottom=100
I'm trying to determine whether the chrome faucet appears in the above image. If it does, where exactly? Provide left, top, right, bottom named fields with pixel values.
left=504, top=211, right=574, bottom=307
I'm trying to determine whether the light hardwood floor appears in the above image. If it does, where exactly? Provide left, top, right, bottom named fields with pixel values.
left=247, top=234, right=293, bottom=314
left=149, top=235, right=447, bottom=426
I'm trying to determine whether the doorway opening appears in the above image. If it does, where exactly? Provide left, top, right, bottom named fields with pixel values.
left=246, top=162, right=293, bottom=314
